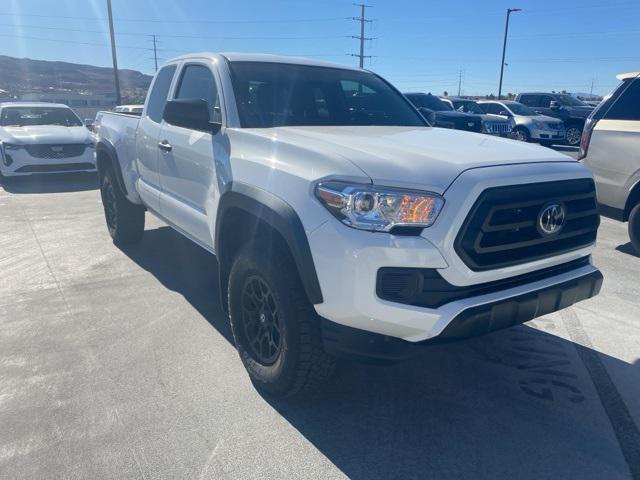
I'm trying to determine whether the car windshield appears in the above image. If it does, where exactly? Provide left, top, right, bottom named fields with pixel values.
left=406, top=94, right=451, bottom=112
left=452, top=100, right=484, bottom=114
left=555, top=94, right=588, bottom=107
left=0, top=106, right=83, bottom=127
left=229, top=62, right=426, bottom=128
left=505, top=102, right=536, bottom=116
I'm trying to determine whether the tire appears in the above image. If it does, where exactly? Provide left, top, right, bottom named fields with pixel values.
left=513, top=127, right=530, bottom=142
left=100, top=166, right=145, bottom=245
left=628, top=202, right=640, bottom=254
left=228, top=241, right=335, bottom=398
left=565, top=125, right=583, bottom=146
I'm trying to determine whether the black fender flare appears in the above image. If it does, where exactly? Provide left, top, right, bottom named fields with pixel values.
left=96, top=139, right=128, bottom=194
left=215, top=182, right=323, bottom=306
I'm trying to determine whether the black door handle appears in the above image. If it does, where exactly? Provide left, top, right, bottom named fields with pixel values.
left=158, top=140, right=172, bottom=152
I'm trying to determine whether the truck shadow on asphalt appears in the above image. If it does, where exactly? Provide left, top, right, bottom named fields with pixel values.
left=121, top=225, right=640, bottom=480
left=0, top=172, right=98, bottom=193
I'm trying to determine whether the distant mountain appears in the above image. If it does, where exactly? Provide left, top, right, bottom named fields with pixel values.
left=0, top=55, right=152, bottom=95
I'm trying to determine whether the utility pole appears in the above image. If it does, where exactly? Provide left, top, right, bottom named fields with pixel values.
left=350, top=3, right=372, bottom=68
left=106, top=0, right=121, bottom=104
left=457, top=70, right=462, bottom=96
left=498, top=7, right=521, bottom=100
left=152, top=35, right=158, bottom=72
left=589, top=78, right=595, bottom=96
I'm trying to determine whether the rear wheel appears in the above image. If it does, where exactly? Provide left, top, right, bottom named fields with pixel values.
left=513, top=127, right=530, bottom=142
left=100, top=167, right=145, bottom=245
left=565, top=125, right=583, bottom=146
left=628, top=203, right=640, bottom=254
left=228, top=241, right=335, bottom=398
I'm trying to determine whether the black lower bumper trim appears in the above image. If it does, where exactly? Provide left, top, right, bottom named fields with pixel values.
left=322, top=268, right=603, bottom=363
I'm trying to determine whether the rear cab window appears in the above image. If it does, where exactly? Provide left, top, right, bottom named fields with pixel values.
left=146, top=64, right=177, bottom=123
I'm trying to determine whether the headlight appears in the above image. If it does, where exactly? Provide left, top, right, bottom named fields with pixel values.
left=533, top=121, right=546, bottom=130
left=509, top=118, right=516, bottom=128
left=2, top=143, right=23, bottom=150
left=483, top=122, right=493, bottom=132
left=315, top=181, right=444, bottom=232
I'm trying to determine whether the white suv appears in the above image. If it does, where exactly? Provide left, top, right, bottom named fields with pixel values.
left=580, top=72, right=640, bottom=252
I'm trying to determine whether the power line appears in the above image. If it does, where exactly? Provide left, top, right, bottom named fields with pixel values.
left=349, top=3, right=372, bottom=68
left=0, top=13, right=346, bottom=24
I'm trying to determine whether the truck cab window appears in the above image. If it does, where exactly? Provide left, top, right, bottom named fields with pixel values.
left=147, top=64, right=177, bottom=123
left=176, top=64, right=221, bottom=123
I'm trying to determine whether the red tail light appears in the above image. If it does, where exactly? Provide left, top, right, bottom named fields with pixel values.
left=578, top=117, right=597, bottom=160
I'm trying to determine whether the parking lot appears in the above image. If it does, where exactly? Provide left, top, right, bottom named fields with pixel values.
left=1, top=164, right=639, bottom=479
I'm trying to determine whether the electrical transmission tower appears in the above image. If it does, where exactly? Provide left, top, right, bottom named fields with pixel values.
left=350, top=3, right=372, bottom=68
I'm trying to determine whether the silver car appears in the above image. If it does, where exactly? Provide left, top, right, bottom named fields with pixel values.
left=478, top=100, right=566, bottom=146
left=441, top=97, right=514, bottom=137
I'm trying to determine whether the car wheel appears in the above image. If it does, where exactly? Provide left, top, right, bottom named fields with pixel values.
left=100, top=167, right=145, bottom=245
left=513, top=127, right=530, bottom=142
left=228, top=241, right=335, bottom=398
left=628, top=203, right=640, bottom=254
left=565, top=125, right=582, bottom=146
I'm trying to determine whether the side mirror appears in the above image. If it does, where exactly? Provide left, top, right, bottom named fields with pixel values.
left=163, top=98, right=222, bottom=134
left=84, top=119, right=94, bottom=130
left=418, top=107, right=437, bottom=125
left=550, top=100, right=561, bottom=110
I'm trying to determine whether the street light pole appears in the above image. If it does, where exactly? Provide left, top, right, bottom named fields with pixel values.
left=498, top=7, right=521, bottom=100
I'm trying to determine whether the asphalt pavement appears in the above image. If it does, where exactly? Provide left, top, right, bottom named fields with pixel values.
left=1, top=164, right=639, bottom=480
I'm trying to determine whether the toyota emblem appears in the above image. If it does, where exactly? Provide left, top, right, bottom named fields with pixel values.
left=538, top=203, right=566, bottom=236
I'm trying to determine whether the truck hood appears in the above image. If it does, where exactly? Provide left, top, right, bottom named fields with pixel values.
left=0, top=125, right=91, bottom=145
left=251, top=126, right=572, bottom=193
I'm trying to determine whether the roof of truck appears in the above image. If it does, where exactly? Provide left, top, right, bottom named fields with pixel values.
left=0, top=101, right=70, bottom=109
left=167, top=52, right=362, bottom=72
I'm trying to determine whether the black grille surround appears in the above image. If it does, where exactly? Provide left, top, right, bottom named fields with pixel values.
left=454, top=179, right=599, bottom=271
left=25, top=144, right=87, bottom=159
left=377, top=256, right=590, bottom=309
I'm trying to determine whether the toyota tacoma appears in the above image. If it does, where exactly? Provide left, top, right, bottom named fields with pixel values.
left=94, top=53, right=602, bottom=397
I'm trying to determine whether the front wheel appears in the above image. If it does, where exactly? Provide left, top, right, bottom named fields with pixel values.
left=228, top=242, right=335, bottom=397
left=628, top=203, right=640, bottom=254
left=100, top=167, right=145, bottom=245
left=565, top=125, right=583, bottom=146
left=513, top=127, right=530, bottom=142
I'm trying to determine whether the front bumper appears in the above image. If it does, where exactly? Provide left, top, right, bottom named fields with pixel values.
left=0, top=146, right=96, bottom=176
left=322, top=267, right=602, bottom=362
left=530, top=127, right=565, bottom=142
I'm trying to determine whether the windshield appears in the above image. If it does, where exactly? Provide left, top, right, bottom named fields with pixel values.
left=229, top=62, right=426, bottom=128
left=452, top=100, right=484, bottom=114
left=555, top=94, right=588, bottom=107
left=0, top=106, right=83, bottom=127
left=505, top=102, right=536, bottom=116
left=405, top=94, right=451, bottom=112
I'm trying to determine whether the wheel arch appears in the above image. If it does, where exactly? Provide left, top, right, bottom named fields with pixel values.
left=215, top=182, right=323, bottom=311
left=624, top=179, right=640, bottom=221
left=96, top=139, right=128, bottom=195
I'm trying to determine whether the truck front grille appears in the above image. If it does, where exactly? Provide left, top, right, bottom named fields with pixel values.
left=25, top=144, right=87, bottom=159
left=454, top=179, right=599, bottom=271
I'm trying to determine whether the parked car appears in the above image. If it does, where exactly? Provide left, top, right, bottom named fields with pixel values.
left=94, top=53, right=602, bottom=397
left=580, top=71, right=640, bottom=252
left=404, top=93, right=482, bottom=133
left=478, top=100, right=566, bottom=146
left=515, top=92, right=594, bottom=146
left=441, top=97, right=514, bottom=137
left=113, top=105, right=144, bottom=115
left=0, top=102, right=96, bottom=178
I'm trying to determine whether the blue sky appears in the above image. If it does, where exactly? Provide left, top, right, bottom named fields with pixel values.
left=1, top=0, right=638, bottom=96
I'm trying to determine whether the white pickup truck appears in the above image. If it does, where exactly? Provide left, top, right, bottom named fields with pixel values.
left=95, top=53, right=602, bottom=397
